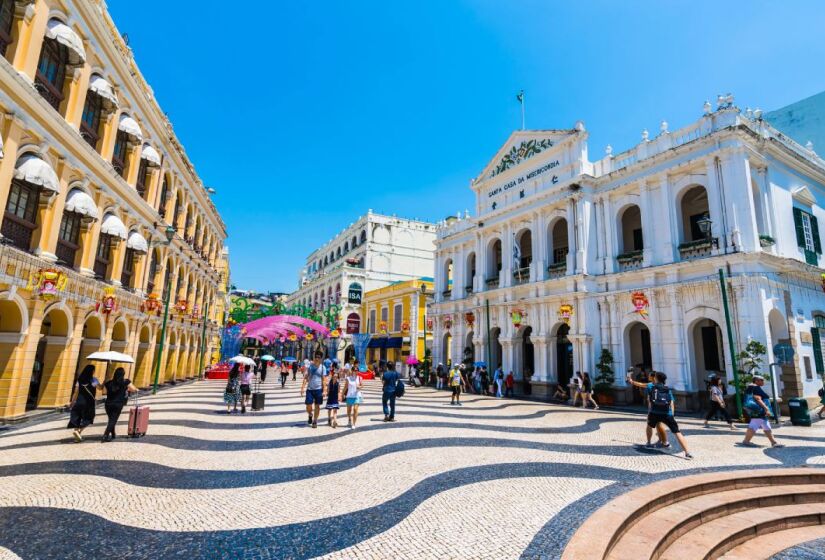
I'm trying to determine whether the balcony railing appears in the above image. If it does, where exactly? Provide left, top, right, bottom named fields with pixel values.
left=465, top=285, right=473, bottom=295
left=513, top=267, right=530, bottom=285
left=616, top=250, right=643, bottom=272
left=547, top=262, right=566, bottom=279
left=678, top=237, right=718, bottom=260
left=485, top=276, right=499, bottom=289
left=441, top=289, right=452, bottom=298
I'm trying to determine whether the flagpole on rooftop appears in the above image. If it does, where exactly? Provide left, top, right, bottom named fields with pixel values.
left=517, top=90, right=525, bottom=130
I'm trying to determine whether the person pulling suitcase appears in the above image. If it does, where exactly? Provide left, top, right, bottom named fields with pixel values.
left=128, top=385, right=150, bottom=438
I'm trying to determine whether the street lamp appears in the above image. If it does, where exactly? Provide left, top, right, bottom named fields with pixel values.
left=420, top=283, right=429, bottom=378
left=151, top=225, right=178, bottom=394
left=696, top=213, right=713, bottom=239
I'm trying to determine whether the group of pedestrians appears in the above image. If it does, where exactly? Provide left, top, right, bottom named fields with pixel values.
left=298, top=351, right=364, bottom=429
left=67, top=364, right=137, bottom=443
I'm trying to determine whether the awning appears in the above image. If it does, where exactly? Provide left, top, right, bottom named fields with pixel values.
left=385, top=337, right=403, bottom=349
left=45, top=19, right=85, bottom=65
left=89, top=74, right=118, bottom=107
left=64, top=189, right=98, bottom=219
left=118, top=113, right=143, bottom=142
left=126, top=231, right=148, bottom=253
left=13, top=154, right=60, bottom=193
left=100, top=213, right=127, bottom=239
left=367, top=338, right=386, bottom=349
left=140, top=144, right=161, bottom=166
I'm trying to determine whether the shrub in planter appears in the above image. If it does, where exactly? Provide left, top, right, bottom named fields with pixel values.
left=595, top=348, right=615, bottom=404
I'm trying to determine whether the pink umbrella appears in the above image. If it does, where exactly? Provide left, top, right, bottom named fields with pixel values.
left=406, top=356, right=419, bottom=365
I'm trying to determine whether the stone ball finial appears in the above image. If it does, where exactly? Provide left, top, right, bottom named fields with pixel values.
left=717, top=94, right=725, bottom=108
left=753, top=108, right=763, bottom=119
left=574, top=120, right=585, bottom=132
left=660, top=120, right=669, bottom=134
left=745, top=107, right=753, bottom=119
left=605, top=144, right=613, bottom=156
left=641, top=129, right=649, bottom=142
left=703, top=100, right=712, bottom=115
left=806, top=140, right=815, bottom=153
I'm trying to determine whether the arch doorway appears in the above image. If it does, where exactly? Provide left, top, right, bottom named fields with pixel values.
left=28, top=307, right=71, bottom=410
left=519, top=326, right=534, bottom=376
left=689, top=318, right=725, bottom=394
left=75, top=315, right=103, bottom=384
left=625, top=321, right=652, bottom=405
left=555, top=323, right=573, bottom=388
left=463, top=330, right=474, bottom=368
left=441, top=332, right=452, bottom=368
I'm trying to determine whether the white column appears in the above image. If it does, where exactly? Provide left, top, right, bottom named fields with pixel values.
left=602, top=195, right=616, bottom=274
left=566, top=200, right=576, bottom=275
left=639, top=180, right=655, bottom=266
left=705, top=158, right=727, bottom=252
left=534, top=212, right=547, bottom=281
left=719, top=150, right=759, bottom=253
left=660, top=173, right=679, bottom=263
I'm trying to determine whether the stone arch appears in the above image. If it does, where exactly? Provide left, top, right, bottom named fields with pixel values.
left=617, top=203, right=643, bottom=254
left=685, top=315, right=726, bottom=394
left=677, top=184, right=711, bottom=244
left=550, top=322, right=573, bottom=388
left=515, top=227, right=533, bottom=270
left=623, top=320, right=652, bottom=373
left=0, top=291, right=29, bottom=333
left=547, top=216, right=569, bottom=267
left=486, top=237, right=502, bottom=281
left=465, top=252, right=476, bottom=291
left=29, top=304, right=73, bottom=410
left=75, top=313, right=104, bottom=382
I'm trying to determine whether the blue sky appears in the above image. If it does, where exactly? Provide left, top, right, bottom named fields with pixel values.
left=108, top=0, right=825, bottom=293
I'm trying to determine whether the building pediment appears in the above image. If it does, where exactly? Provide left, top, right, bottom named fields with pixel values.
left=474, top=129, right=581, bottom=184
left=791, top=185, right=816, bottom=206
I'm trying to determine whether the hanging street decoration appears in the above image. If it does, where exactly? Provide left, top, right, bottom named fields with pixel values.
left=330, top=329, right=341, bottom=338
left=400, top=320, right=410, bottom=333
left=443, top=315, right=453, bottom=330
left=28, top=268, right=68, bottom=300
left=631, top=291, right=650, bottom=319
left=426, top=316, right=434, bottom=330
left=558, top=303, right=573, bottom=324
left=143, top=293, right=162, bottom=315
left=98, top=286, right=118, bottom=314
left=820, top=273, right=825, bottom=293
left=510, top=308, right=525, bottom=328
left=379, top=321, right=388, bottom=334
left=175, top=299, right=189, bottom=314
left=465, top=312, right=475, bottom=327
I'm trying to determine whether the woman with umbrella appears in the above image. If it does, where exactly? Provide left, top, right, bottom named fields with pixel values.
left=102, top=367, right=138, bottom=442
left=68, top=364, right=100, bottom=442
left=224, top=363, right=241, bottom=413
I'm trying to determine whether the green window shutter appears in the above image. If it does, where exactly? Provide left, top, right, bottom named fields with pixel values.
left=811, top=214, right=822, bottom=254
left=813, top=328, right=824, bottom=374
left=793, top=207, right=805, bottom=248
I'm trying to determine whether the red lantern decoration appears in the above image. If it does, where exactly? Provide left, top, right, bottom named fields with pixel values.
left=426, top=317, right=433, bottom=330
left=175, top=299, right=188, bottom=314
left=28, top=268, right=68, bottom=300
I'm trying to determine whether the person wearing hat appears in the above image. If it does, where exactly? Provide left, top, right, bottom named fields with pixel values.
left=741, top=375, right=784, bottom=448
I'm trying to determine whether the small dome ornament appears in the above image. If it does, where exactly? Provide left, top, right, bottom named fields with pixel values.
left=605, top=144, right=613, bottom=156
left=753, top=108, right=763, bottom=119
left=641, top=129, right=649, bottom=142
left=703, top=100, right=712, bottom=115
left=806, top=140, right=815, bottom=154
left=660, top=120, right=669, bottom=134
left=745, top=107, right=753, bottom=119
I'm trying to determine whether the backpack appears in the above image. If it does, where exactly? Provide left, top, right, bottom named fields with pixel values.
left=649, top=383, right=672, bottom=413
left=225, top=380, right=236, bottom=394
left=744, top=390, right=770, bottom=417
left=395, top=378, right=405, bottom=397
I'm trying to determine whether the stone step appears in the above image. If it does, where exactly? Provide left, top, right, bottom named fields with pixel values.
left=561, top=468, right=825, bottom=560
left=719, top=524, right=825, bottom=560
left=606, top=484, right=825, bottom=560
left=658, top=502, right=825, bottom=560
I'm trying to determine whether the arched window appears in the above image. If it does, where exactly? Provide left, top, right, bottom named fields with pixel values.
left=80, top=86, right=104, bottom=149
left=35, top=34, right=69, bottom=110
left=56, top=188, right=98, bottom=268
left=344, top=241, right=349, bottom=253
left=360, top=230, right=367, bottom=244
left=158, top=177, right=169, bottom=217
left=336, top=247, right=342, bottom=258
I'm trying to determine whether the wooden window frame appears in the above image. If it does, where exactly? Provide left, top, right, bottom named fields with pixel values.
left=34, top=38, right=68, bottom=111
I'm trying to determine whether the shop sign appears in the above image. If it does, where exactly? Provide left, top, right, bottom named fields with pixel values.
left=631, top=291, right=649, bottom=320
left=346, top=313, right=361, bottom=334
left=347, top=282, right=362, bottom=304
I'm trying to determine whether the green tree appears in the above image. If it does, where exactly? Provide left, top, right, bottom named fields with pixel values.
left=735, top=340, right=769, bottom=391
left=594, top=348, right=615, bottom=394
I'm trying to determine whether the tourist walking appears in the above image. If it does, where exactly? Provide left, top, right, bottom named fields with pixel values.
left=645, top=372, right=693, bottom=459
left=436, top=363, right=445, bottom=389
left=300, top=350, right=328, bottom=428
left=504, top=371, right=515, bottom=397
left=449, top=366, right=467, bottom=405
left=571, top=371, right=583, bottom=407
left=68, top=365, right=100, bottom=442
left=326, top=373, right=340, bottom=428
left=480, top=367, right=490, bottom=396
left=343, top=368, right=363, bottom=428
left=224, top=363, right=241, bottom=414
left=703, top=376, right=735, bottom=429
left=260, top=360, right=268, bottom=383
left=494, top=366, right=504, bottom=397
left=101, top=367, right=137, bottom=442
left=239, top=364, right=254, bottom=413
left=580, top=372, right=600, bottom=410
left=741, top=375, right=784, bottom=448
left=291, top=360, right=298, bottom=381
left=625, top=370, right=668, bottom=447
left=280, top=362, right=289, bottom=388
left=817, top=382, right=825, bottom=419
left=382, top=362, right=400, bottom=422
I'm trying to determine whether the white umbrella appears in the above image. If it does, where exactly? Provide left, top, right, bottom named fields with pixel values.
left=261, top=354, right=276, bottom=361
left=229, top=355, right=256, bottom=366
left=86, top=351, right=135, bottom=381
left=87, top=351, right=135, bottom=364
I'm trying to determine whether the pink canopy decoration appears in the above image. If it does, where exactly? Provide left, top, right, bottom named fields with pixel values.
left=241, top=315, right=331, bottom=340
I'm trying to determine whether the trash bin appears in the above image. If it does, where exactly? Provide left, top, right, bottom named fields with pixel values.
left=788, top=398, right=811, bottom=427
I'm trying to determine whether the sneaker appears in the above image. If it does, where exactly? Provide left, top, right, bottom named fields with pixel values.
left=685, top=452, right=694, bottom=460
left=771, top=443, right=785, bottom=448
left=655, top=442, right=671, bottom=449
left=307, top=415, right=313, bottom=425
left=311, top=422, right=317, bottom=429
left=739, top=441, right=760, bottom=447
left=644, top=443, right=654, bottom=449
left=72, top=429, right=82, bottom=443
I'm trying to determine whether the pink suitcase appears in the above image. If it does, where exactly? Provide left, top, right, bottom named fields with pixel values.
left=128, top=404, right=150, bottom=437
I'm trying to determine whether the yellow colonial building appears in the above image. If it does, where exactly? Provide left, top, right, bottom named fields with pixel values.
left=362, top=277, right=432, bottom=371
left=0, top=0, right=227, bottom=420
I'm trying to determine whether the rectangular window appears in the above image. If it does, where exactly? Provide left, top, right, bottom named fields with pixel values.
left=80, top=92, right=102, bottom=149
left=632, top=228, right=644, bottom=251
left=793, top=207, right=821, bottom=262
left=136, top=160, right=149, bottom=198
left=56, top=211, right=81, bottom=267
left=94, top=233, right=112, bottom=279
left=369, top=309, right=376, bottom=334
left=34, top=39, right=67, bottom=110
left=121, top=248, right=135, bottom=288
left=801, top=212, right=815, bottom=251
left=0, top=0, right=15, bottom=57
left=803, top=356, right=814, bottom=381
left=393, top=303, right=403, bottom=332
left=2, top=180, right=39, bottom=251
left=381, top=307, right=388, bottom=323
left=112, top=130, right=128, bottom=178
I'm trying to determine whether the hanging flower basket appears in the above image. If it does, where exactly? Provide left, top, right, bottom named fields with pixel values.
left=28, top=268, right=68, bottom=300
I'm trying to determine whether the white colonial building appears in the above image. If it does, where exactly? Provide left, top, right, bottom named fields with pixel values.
left=286, top=210, right=436, bottom=360
left=431, top=99, right=825, bottom=409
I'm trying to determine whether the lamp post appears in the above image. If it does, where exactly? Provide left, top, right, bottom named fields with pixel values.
left=151, top=225, right=177, bottom=394
left=420, top=283, right=429, bottom=378
left=697, top=213, right=712, bottom=240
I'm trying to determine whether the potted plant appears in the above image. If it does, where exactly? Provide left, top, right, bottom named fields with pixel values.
left=594, top=348, right=616, bottom=405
